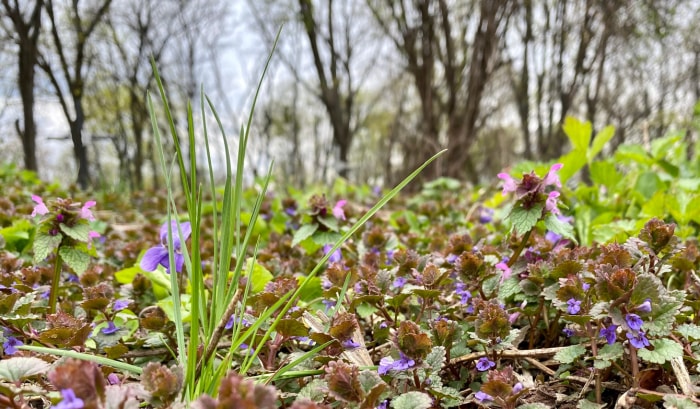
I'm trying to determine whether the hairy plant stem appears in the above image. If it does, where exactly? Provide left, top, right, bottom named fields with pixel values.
left=629, top=345, right=640, bottom=388
left=586, top=322, right=602, bottom=404
left=48, top=252, right=63, bottom=314
left=196, top=288, right=242, bottom=376
left=507, top=229, right=532, bottom=268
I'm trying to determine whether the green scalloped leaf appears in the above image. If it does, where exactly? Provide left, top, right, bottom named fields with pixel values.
left=663, top=395, right=699, bottom=409
left=59, top=246, right=90, bottom=274
left=544, top=213, right=577, bottom=244
left=677, top=324, right=700, bottom=341
left=509, top=202, right=544, bottom=235
left=391, top=391, right=433, bottom=409
left=292, top=224, right=318, bottom=247
left=33, top=232, right=62, bottom=263
left=59, top=222, right=90, bottom=242
left=0, top=357, right=51, bottom=381
left=554, top=344, right=587, bottom=364
left=638, top=339, right=683, bottom=364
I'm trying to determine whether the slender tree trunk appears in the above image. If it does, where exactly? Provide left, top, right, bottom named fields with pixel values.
left=18, top=47, right=38, bottom=172
left=71, top=98, right=91, bottom=189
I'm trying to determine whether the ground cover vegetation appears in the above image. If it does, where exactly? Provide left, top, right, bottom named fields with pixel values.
left=4, top=48, right=700, bottom=408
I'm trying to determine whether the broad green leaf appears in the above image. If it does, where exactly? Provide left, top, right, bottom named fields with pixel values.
left=0, top=219, right=32, bottom=252
left=358, top=370, right=384, bottom=394
left=425, top=346, right=446, bottom=373
left=59, top=246, right=90, bottom=274
left=544, top=213, right=577, bottom=243
left=391, top=391, right=433, bottom=409
left=640, top=191, right=667, bottom=219
left=33, top=232, right=62, bottom=263
left=311, top=230, right=342, bottom=246
left=297, top=378, right=327, bottom=402
left=651, top=135, right=682, bottom=160
left=59, top=222, right=90, bottom=242
left=292, top=224, right=318, bottom=247
left=0, top=357, right=51, bottom=381
left=277, top=319, right=309, bottom=337
left=553, top=344, right=587, bottom=364
left=638, top=339, right=683, bottom=364
left=644, top=290, right=684, bottom=337
left=589, top=160, right=622, bottom=188
left=498, top=276, right=522, bottom=300
left=557, top=150, right=588, bottom=184
left=562, top=116, right=592, bottom=152
left=114, top=266, right=141, bottom=284
left=509, top=202, right=544, bottom=235
left=317, top=215, right=339, bottom=231
left=635, top=172, right=664, bottom=200
left=677, top=324, right=700, bottom=341
left=663, top=395, right=699, bottom=409
left=594, top=343, right=623, bottom=369
left=588, top=125, right=615, bottom=161
left=614, top=144, right=654, bottom=166
left=243, top=258, right=273, bottom=293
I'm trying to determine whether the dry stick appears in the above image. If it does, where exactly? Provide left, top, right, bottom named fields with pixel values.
left=450, top=345, right=569, bottom=366
left=196, top=288, right=242, bottom=376
left=524, top=357, right=627, bottom=393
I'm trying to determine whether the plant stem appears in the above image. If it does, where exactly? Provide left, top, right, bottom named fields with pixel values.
left=48, top=252, right=63, bottom=314
left=196, top=288, right=242, bottom=376
left=507, top=229, right=533, bottom=268
left=629, top=345, right=640, bottom=388
left=586, top=322, right=602, bottom=404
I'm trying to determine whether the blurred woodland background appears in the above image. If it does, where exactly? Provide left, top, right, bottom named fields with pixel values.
left=1, top=0, right=700, bottom=190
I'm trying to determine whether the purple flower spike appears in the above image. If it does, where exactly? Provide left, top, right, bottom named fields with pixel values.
left=636, top=299, right=652, bottom=314
left=600, top=325, right=618, bottom=344
left=3, top=337, right=23, bottom=355
left=54, top=388, right=85, bottom=409
left=625, top=313, right=643, bottom=331
left=79, top=200, right=97, bottom=221
left=332, top=200, right=347, bottom=220
left=475, top=357, right=495, bottom=371
left=112, top=299, right=130, bottom=312
left=546, top=191, right=561, bottom=215
left=566, top=298, right=581, bottom=315
left=544, top=163, right=564, bottom=188
left=378, top=352, right=415, bottom=375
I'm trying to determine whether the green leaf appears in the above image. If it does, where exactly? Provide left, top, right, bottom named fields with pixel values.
left=276, top=319, right=309, bottom=338
left=557, top=150, right=588, bottom=184
left=0, top=219, right=32, bottom=252
left=644, top=290, right=684, bottom=337
left=311, top=230, right=342, bottom=246
left=317, top=215, right=339, bottom=231
left=544, top=213, right=577, bottom=244
left=297, top=378, right=327, bottom=402
left=517, top=404, right=551, bottom=409
left=588, top=125, right=615, bottom=162
left=553, top=344, right=587, bottom=364
left=589, top=160, right=622, bottom=187
left=594, top=343, right=623, bottom=369
left=562, top=116, right=592, bottom=152
left=635, top=172, right=665, bottom=200
left=391, top=391, right=433, bottom=409
left=0, top=357, right=51, bottom=381
left=33, top=232, right=62, bottom=263
left=577, top=400, right=607, bottom=409
left=677, top=324, right=700, bottom=341
left=114, top=266, right=141, bottom=284
left=638, top=339, right=683, bottom=364
left=59, top=222, right=90, bottom=242
left=292, top=224, right=318, bottom=247
left=425, top=346, right=446, bottom=373
left=509, top=202, right=544, bottom=235
left=243, top=258, right=273, bottom=293
left=358, top=370, right=383, bottom=395
left=59, top=246, right=90, bottom=275
left=663, top=395, right=699, bottom=409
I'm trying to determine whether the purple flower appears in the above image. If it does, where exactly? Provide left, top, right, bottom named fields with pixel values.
left=342, top=339, right=361, bottom=349
left=562, top=328, right=574, bottom=338
left=107, top=373, right=120, bottom=385
left=479, top=207, right=494, bottom=224
left=322, top=299, right=336, bottom=312
left=101, top=321, right=119, bottom=335
left=445, top=253, right=458, bottom=264
left=474, top=391, right=493, bottom=403
left=625, top=313, right=643, bottom=331
left=513, top=382, right=524, bottom=394
left=497, top=173, right=517, bottom=196
left=636, top=299, right=652, bottom=314
left=566, top=298, right=581, bottom=315
left=379, top=322, right=388, bottom=329
left=545, top=231, right=562, bottom=243
left=31, top=195, right=49, bottom=217
left=496, top=261, right=512, bottom=282
left=600, top=325, right=618, bottom=345
left=54, top=389, right=84, bottom=409
left=544, top=163, right=563, bottom=188
left=112, top=299, right=130, bottom=312
left=3, top=337, right=22, bottom=355
left=392, top=276, right=408, bottom=289
left=626, top=330, right=651, bottom=349
left=378, top=352, right=415, bottom=375
left=332, top=200, right=347, bottom=220
left=140, top=221, right=192, bottom=274
left=475, top=357, right=495, bottom=371
left=225, top=315, right=251, bottom=330
left=376, top=400, right=389, bottom=409
left=546, top=191, right=561, bottom=215
left=582, top=283, right=590, bottom=291
left=454, top=282, right=471, bottom=305
left=323, top=244, right=342, bottom=263
left=79, top=201, right=96, bottom=221
left=284, top=206, right=297, bottom=217
left=386, top=249, right=395, bottom=265
left=87, top=231, right=100, bottom=249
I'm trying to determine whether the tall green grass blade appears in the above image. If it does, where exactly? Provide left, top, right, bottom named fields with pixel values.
left=19, top=345, right=142, bottom=374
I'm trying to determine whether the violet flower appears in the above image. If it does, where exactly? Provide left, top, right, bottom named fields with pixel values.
left=566, top=298, right=581, bottom=315
left=636, top=298, right=652, bottom=314
left=543, top=163, right=563, bottom=188
left=112, top=299, right=130, bottom=312
left=625, top=313, right=643, bottom=331
left=626, top=330, right=651, bottom=349
left=140, top=221, right=192, bottom=274
left=392, top=276, right=408, bottom=289
left=54, top=389, right=84, bottom=409
left=378, top=352, right=415, bottom=375
left=474, top=391, right=493, bottom=403
left=562, top=328, right=574, bottom=338
left=546, top=191, right=561, bottom=215
left=496, top=261, right=512, bottom=282
left=454, top=282, right=471, bottom=305
left=3, top=336, right=22, bottom=355
left=497, top=173, right=517, bottom=195
left=101, top=321, right=119, bottom=335
left=342, top=339, right=361, bottom=349
left=323, top=244, right=342, bottom=263
left=600, top=325, right=617, bottom=345
left=79, top=201, right=96, bottom=221
left=476, top=357, right=495, bottom=371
